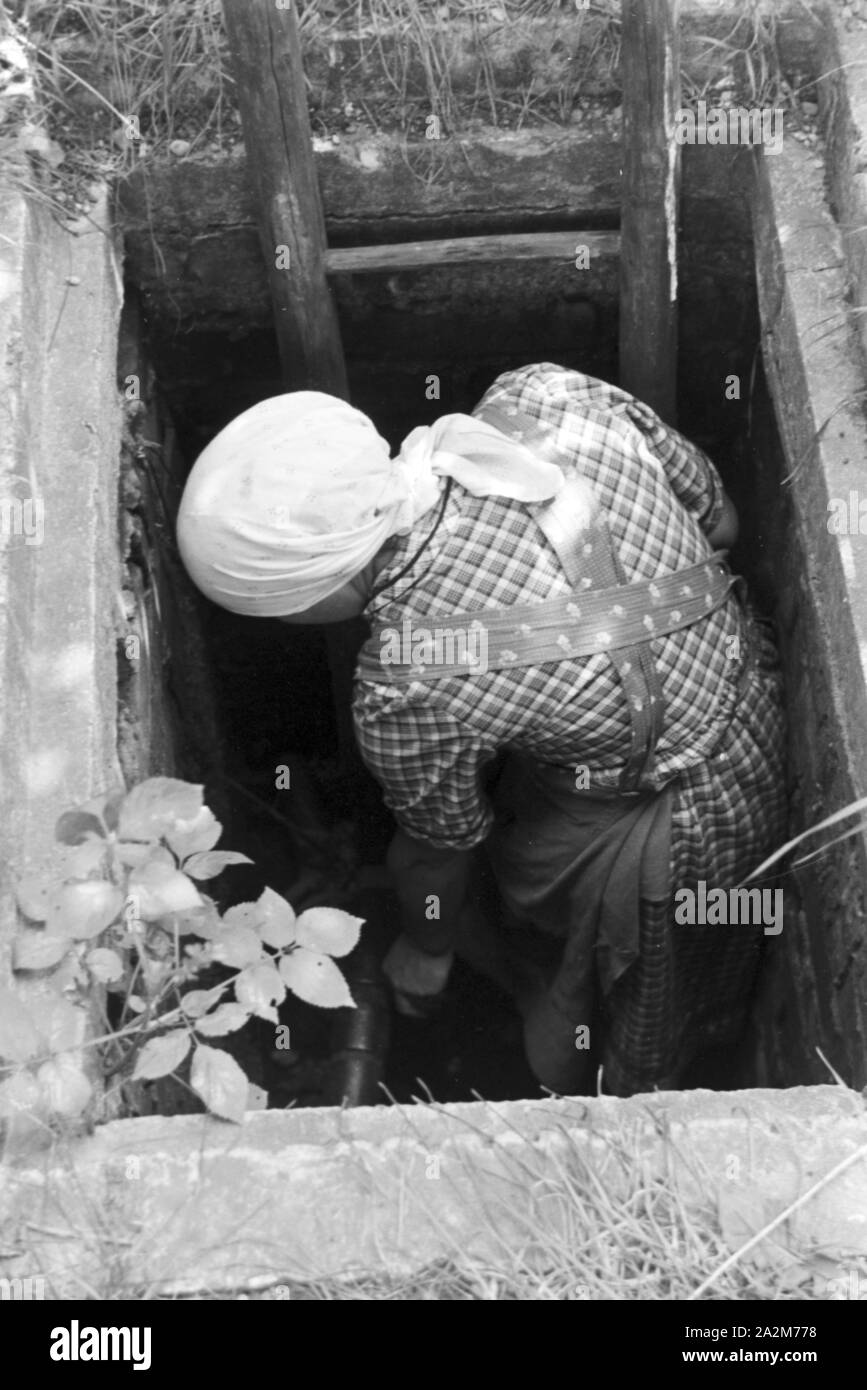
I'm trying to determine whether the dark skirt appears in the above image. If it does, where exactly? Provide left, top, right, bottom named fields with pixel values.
left=486, top=613, right=787, bottom=1096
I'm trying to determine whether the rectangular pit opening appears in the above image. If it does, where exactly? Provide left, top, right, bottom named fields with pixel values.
left=116, top=157, right=829, bottom=1111
left=86, top=0, right=864, bottom=1119
left=6, top=0, right=867, bottom=1308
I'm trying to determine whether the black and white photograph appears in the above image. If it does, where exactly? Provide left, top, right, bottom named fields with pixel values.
left=0, top=0, right=865, bottom=1343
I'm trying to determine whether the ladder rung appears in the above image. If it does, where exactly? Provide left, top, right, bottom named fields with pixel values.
left=326, top=231, right=619, bottom=275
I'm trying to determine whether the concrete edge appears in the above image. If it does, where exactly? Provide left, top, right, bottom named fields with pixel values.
left=823, top=24, right=867, bottom=375
left=0, top=190, right=125, bottom=1092
left=1, top=1087, right=865, bottom=1295
left=754, top=141, right=867, bottom=778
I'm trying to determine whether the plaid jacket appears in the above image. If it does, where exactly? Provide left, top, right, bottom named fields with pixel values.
left=353, top=365, right=747, bottom=851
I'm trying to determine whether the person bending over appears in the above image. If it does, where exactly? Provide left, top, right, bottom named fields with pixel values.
left=177, top=364, right=785, bottom=1096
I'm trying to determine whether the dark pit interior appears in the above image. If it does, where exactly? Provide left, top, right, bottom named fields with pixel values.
left=122, top=152, right=806, bottom=1110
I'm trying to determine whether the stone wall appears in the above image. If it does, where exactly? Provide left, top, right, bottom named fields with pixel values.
left=114, top=296, right=226, bottom=813
left=0, top=189, right=124, bottom=976
left=751, top=134, right=867, bottom=1087
left=2, top=1086, right=865, bottom=1296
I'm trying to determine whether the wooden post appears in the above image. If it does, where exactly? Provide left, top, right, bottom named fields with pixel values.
left=220, top=0, right=348, bottom=397
left=619, top=0, right=681, bottom=426
left=221, top=0, right=358, bottom=782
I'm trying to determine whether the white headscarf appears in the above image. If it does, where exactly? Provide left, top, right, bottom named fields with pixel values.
left=176, top=391, right=564, bottom=617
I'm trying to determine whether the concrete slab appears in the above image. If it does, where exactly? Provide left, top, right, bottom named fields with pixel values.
left=0, top=187, right=127, bottom=1148
left=1, top=1087, right=865, bottom=1297
left=823, top=25, right=867, bottom=399
left=0, top=189, right=124, bottom=975
left=752, top=127, right=867, bottom=1088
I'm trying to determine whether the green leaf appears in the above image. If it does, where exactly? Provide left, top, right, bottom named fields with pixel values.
left=44, top=881, right=124, bottom=940
left=279, top=948, right=355, bottom=1009
left=146, top=845, right=176, bottom=868
left=183, top=850, right=253, bottom=880
left=114, top=841, right=154, bottom=868
left=181, top=986, right=226, bottom=1019
left=55, top=809, right=105, bottom=845
left=132, top=1030, right=191, bottom=1081
left=35, top=995, right=86, bottom=1053
left=0, top=989, right=42, bottom=1063
left=56, top=837, right=107, bottom=879
left=119, top=778, right=204, bottom=843
left=165, top=806, right=222, bottom=860
left=164, top=900, right=222, bottom=939
left=195, top=1003, right=251, bottom=1037
left=13, top=931, right=72, bottom=972
left=223, top=900, right=266, bottom=933
left=257, top=887, right=296, bottom=950
left=211, top=924, right=263, bottom=970
left=78, top=788, right=124, bottom=833
left=15, top=877, right=58, bottom=922
left=295, top=907, right=364, bottom=959
left=0, top=1070, right=41, bottom=1120
left=182, top=942, right=215, bottom=973
left=36, top=1057, right=92, bottom=1117
left=85, top=947, right=124, bottom=983
left=127, top=861, right=202, bottom=920
left=235, top=961, right=285, bottom=1022
left=190, top=1044, right=248, bottom=1123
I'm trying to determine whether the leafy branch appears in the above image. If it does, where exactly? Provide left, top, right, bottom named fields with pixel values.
left=1, top=777, right=363, bottom=1125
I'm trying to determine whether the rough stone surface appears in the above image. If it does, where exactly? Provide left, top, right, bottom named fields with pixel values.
left=118, top=128, right=623, bottom=323
left=752, top=137, right=867, bottom=1087
left=121, top=132, right=757, bottom=460
left=118, top=129, right=753, bottom=321
left=299, top=0, right=806, bottom=124
left=0, top=191, right=124, bottom=973
left=114, top=298, right=226, bottom=805
left=823, top=25, right=867, bottom=377
left=157, top=127, right=616, bottom=240
left=1, top=1087, right=864, bottom=1297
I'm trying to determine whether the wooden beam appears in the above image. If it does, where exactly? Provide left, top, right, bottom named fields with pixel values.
left=326, top=230, right=619, bottom=275
left=619, top=0, right=681, bottom=425
left=220, top=0, right=348, bottom=397
left=221, top=0, right=353, bottom=783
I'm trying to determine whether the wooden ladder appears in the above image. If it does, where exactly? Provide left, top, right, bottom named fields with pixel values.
left=221, top=0, right=681, bottom=422
left=220, top=0, right=681, bottom=778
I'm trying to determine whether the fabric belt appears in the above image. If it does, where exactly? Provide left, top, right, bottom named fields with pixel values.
left=358, top=555, right=732, bottom=676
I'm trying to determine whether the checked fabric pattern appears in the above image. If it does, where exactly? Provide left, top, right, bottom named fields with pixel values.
left=353, top=364, right=786, bottom=1095
left=354, top=364, right=753, bottom=850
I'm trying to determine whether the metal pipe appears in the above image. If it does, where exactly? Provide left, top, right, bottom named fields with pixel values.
left=323, top=928, right=391, bottom=1107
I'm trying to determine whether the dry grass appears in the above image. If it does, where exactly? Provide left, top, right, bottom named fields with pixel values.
left=322, top=0, right=622, bottom=136
left=3, top=1081, right=865, bottom=1301
left=682, top=12, right=779, bottom=110
left=0, top=0, right=233, bottom=215
left=0, top=0, right=817, bottom=217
